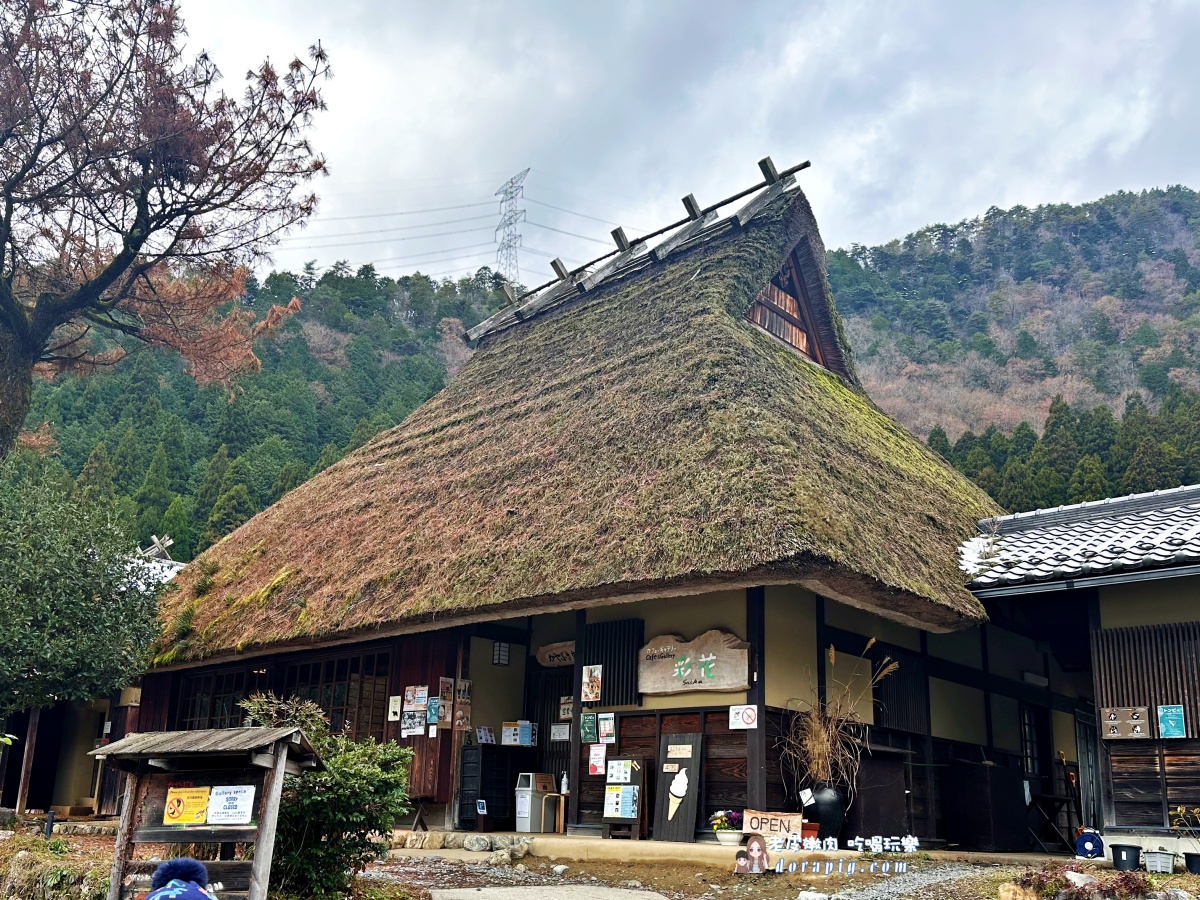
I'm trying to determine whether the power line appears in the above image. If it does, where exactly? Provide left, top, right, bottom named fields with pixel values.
left=283, top=225, right=496, bottom=252
left=279, top=214, right=495, bottom=243
left=525, top=220, right=611, bottom=245
left=314, top=201, right=496, bottom=223
left=365, top=241, right=499, bottom=266
left=525, top=197, right=645, bottom=232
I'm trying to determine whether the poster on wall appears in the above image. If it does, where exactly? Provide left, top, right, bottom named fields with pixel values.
left=729, top=705, right=759, bottom=730
left=387, top=696, right=403, bottom=722
left=1158, top=705, right=1186, bottom=739
left=476, top=726, right=496, bottom=744
left=588, top=743, right=607, bottom=775
left=1101, top=707, right=1151, bottom=739
left=454, top=702, right=472, bottom=732
left=559, top=696, right=574, bottom=721
left=456, top=680, right=472, bottom=704
left=439, top=677, right=455, bottom=724
left=607, top=759, right=632, bottom=783
left=598, top=713, right=616, bottom=744
left=207, top=785, right=256, bottom=826
left=518, top=721, right=534, bottom=745
left=426, top=698, right=440, bottom=724
left=581, top=665, right=603, bottom=703
left=163, top=787, right=210, bottom=825
left=550, top=723, right=571, bottom=742
left=580, top=712, right=599, bottom=743
left=401, top=711, right=424, bottom=738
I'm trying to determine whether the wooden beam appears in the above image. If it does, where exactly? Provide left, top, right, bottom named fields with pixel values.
left=247, top=742, right=290, bottom=900
left=15, top=707, right=39, bottom=816
left=734, top=174, right=795, bottom=228
left=551, top=257, right=571, bottom=281
left=651, top=210, right=717, bottom=262
left=106, top=771, right=138, bottom=900
left=579, top=244, right=648, bottom=292
left=611, top=227, right=630, bottom=252
left=758, top=157, right=780, bottom=184
left=745, top=587, right=767, bottom=810
left=682, top=194, right=702, bottom=220
left=568, top=609, right=586, bottom=829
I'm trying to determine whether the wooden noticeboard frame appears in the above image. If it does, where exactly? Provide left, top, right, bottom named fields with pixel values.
left=89, top=727, right=322, bottom=900
left=601, top=756, right=650, bottom=839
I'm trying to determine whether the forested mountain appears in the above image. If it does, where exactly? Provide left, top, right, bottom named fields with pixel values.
left=19, top=264, right=508, bottom=561
left=20, top=186, right=1200, bottom=542
left=829, top=186, right=1200, bottom=439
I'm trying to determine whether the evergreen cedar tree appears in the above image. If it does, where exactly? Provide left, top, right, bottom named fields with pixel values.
left=0, top=0, right=329, bottom=460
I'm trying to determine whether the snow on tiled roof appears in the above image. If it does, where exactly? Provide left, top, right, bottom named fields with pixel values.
left=961, top=484, right=1200, bottom=590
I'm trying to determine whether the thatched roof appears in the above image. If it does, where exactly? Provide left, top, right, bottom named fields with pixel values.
left=159, top=185, right=997, bottom=666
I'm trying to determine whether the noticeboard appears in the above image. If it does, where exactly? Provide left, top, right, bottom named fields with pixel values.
left=1101, top=706, right=1151, bottom=739
left=601, top=756, right=643, bottom=824
left=1158, top=704, right=1186, bottom=739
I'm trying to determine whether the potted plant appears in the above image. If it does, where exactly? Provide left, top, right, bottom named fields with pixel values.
left=709, top=810, right=744, bottom=845
left=1171, top=805, right=1200, bottom=874
left=778, top=639, right=898, bottom=842
left=1144, top=845, right=1175, bottom=873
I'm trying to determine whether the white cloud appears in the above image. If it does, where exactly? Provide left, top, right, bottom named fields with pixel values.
left=180, top=0, right=1200, bottom=282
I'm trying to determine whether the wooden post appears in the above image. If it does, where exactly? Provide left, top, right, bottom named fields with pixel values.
left=247, top=742, right=290, bottom=900
left=568, top=609, right=586, bottom=829
left=746, top=587, right=767, bottom=810
left=106, top=770, right=138, bottom=900
left=15, top=707, right=40, bottom=815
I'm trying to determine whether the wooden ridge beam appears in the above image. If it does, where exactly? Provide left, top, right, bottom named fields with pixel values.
left=735, top=173, right=795, bottom=227
left=651, top=210, right=718, bottom=261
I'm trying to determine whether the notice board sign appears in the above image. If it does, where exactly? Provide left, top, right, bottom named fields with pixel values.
left=1101, top=707, right=1151, bottom=739
left=652, top=733, right=703, bottom=842
left=601, top=757, right=643, bottom=824
left=1158, top=705, right=1186, bottom=739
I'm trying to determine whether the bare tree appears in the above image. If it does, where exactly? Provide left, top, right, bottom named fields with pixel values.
left=0, top=0, right=329, bottom=456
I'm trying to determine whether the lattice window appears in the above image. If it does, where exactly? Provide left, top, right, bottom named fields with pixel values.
left=283, top=650, right=390, bottom=741
left=176, top=667, right=271, bottom=730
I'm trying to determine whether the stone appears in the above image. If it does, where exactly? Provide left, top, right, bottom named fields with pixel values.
left=424, top=832, right=446, bottom=850
left=0, top=831, right=14, bottom=841
left=443, top=832, right=465, bottom=849
left=464, top=834, right=492, bottom=852
left=492, top=834, right=514, bottom=849
left=487, top=849, right=512, bottom=867
left=510, top=839, right=532, bottom=860
left=406, top=831, right=427, bottom=849
left=796, top=893, right=829, bottom=900
left=620, top=880, right=644, bottom=889
left=0, top=809, right=14, bottom=827
left=1063, top=871, right=1099, bottom=889
left=1166, top=890, right=1194, bottom=900
left=998, top=885, right=1040, bottom=900
left=552, top=864, right=570, bottom=876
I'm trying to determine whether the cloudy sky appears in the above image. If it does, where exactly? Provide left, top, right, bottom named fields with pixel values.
left=184, top=0, right=1200, bottom=286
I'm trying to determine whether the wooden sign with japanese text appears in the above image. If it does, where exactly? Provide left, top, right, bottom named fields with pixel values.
left=1101, top=706, right=1151, bottom=739
left=639, top=629, right=749, bottom=695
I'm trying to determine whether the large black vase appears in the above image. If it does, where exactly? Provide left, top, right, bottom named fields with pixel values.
left=812, top=783, right=845, bottom=842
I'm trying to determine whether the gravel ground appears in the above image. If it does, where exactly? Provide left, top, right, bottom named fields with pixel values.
left=831, top=863, right=982, bottom=899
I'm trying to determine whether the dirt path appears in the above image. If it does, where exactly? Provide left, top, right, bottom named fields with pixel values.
left=363, top=853, right=1021, bottom=900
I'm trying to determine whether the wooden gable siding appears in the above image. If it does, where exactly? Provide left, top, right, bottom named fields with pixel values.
left=1092, top=622, right=1200, bottom=738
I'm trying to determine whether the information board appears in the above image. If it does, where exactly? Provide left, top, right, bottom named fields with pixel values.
left=1101, top=706, right=1151, bottom=739
left=1158, top=704, right=1186, bottom=739
left=601, top=756, right=644, bottom=824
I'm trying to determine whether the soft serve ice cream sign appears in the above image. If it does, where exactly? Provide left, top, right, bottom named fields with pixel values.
left=666, top=769, right=689, bottom=820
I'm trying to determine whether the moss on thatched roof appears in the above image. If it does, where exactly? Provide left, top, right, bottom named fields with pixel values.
left=160, top=187, right=998, bottom=665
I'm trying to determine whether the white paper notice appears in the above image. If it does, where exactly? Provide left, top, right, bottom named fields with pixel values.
left=206, top=785, right=255, bottom=825
left=516, top=792, right=531, bottom=818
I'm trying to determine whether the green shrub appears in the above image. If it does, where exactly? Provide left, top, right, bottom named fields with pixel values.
left=240, top=692, right=413, bottom=899
left=0, top=835, right=108, bottom=900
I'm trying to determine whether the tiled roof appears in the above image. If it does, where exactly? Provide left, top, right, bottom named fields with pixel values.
left=961, top=484, right=1200, bottom=590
